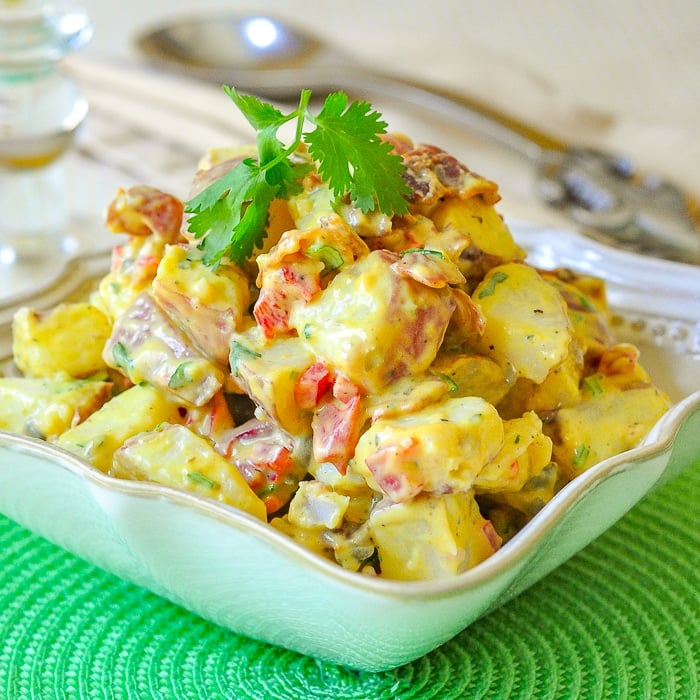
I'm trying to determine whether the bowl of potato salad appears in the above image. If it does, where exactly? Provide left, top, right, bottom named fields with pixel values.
left=0, top=90, right=699, bottom=671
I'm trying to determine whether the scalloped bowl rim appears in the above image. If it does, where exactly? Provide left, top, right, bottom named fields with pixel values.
left=1, top=385, right=698, bottom=600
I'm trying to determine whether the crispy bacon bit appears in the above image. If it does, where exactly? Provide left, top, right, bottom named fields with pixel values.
left=381, top=132, right=415, bottom=155
left=391, top=251, right=466, bottom=288
left=401, top=145, right=501, bottom=207
left=105, top=185, right=185, bottom=242
left=598, top=343, right=641, bottom=377
left=450, top=287, right=486, bottom=336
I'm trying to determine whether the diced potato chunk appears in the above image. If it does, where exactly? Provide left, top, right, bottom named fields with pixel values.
left=431, top=353, right=510, bottom=405
left=364, top=373, right=451, bottom=423
left=351, top=396, right=504, bottom=501
left=0, top=378, right=112, bottom=440
left=56, top=383, right=183, bottom=471
left=473, top=263, right=572, bottom=384
left=103, top=293, right=224, bottom=407
left=474, top=411, right=552, bottom=493
left=369, top=491, right=501, bottom=580
left=291, top=250, right=455, bottom=394
left=229, top=328, right=317, bottom=436
left=152, top=244, right=250, bottom=366
left=430, top=196, right=525, bottom=262
left=112, top=423, right=266, bottom=520
left=12, top=303, right=111, bottom=379
left=547, top=380, right=671, bottom=480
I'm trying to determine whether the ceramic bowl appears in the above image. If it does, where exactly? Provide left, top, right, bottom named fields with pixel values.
left=1, top=224, right=698, bottom=671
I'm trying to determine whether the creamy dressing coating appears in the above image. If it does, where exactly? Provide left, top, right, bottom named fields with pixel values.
left=2, top=138, right=672, bottom=581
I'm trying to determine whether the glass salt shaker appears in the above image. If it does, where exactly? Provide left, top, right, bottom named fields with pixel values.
left=0, top=0, right=92, bottom=263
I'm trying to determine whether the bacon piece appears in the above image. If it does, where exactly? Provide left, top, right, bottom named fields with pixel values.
left=401, top=145, right=501, bottom=207
left=105, top=185, right=184, bottom=242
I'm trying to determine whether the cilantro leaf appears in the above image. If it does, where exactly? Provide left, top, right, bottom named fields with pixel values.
left=305, top=93, right=410, bottom=214
left=185, top=87, right=410, bottom=266
left=223, top=86, right=288, bottom=131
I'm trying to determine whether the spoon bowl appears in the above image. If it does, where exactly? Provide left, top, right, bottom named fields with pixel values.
left=135, top=15, right=342, bottom=100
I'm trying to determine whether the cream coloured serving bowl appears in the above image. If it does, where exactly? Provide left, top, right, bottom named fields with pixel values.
left=1, top=223, right=698, bottom=671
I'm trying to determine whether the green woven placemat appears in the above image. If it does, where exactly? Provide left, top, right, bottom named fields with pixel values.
left=1, top=458, right=698, bottom=700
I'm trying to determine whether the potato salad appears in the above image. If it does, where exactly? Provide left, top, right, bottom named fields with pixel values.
left=1, top=131, right=671, bottom=581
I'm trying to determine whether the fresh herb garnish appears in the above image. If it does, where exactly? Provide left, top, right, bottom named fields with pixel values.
left=185, top=88, right=411, bottom=266
left=399, top=248, right=445, bottom=259
left=307, top=243, right=344, bottom=273
left=572, top=443, right=591, bottom=469
left=583, top=375, right=604, bottom=397
left=229, top=340, right=262, bottom=376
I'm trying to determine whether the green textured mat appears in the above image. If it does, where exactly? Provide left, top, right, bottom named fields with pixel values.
left=1, top=458, right=698, bottom=699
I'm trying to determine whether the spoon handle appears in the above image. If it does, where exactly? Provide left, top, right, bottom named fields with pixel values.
left=336, top=68, right=567, bottom=161
left=327, top=67, right=699, bottom=264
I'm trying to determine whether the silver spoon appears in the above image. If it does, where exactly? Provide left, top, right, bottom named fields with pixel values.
left=135, top=14, right=700, bottom=265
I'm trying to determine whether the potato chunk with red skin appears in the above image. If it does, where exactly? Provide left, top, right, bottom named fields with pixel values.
left=369, top=490, right=501, bottom=581
left=290, top=249, right=460, bottom=395
left=104, top=185, right=184, bottom=242
left=152, top=244, right=251, bottom=366
left=103, top=293, right=224, bottom=407
left=351, top=396, right=504, bottom=502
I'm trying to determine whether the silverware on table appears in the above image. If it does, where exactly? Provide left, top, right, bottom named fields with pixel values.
left=134, top=14, right=700, bottom=265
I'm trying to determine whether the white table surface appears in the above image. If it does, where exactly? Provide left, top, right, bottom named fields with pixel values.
left=2, top=0, right=699, bottom=299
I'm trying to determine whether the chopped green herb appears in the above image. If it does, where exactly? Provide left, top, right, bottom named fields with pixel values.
left=477, top=271, right=509, bottom=299
left=112, top=342, right=131, bottom=372
left=187, top=471, right=219, bottom=489
left=572, top=444, right=590, bottom=469
left=583, top=375, right=604, bottom=397
left=399, top=248, right=445, bottom=259
left=168, top=362, right=193, bottom=389
left=307, top=243, right=344, bottom=273
left=229, top=340, right=262, bottom=375
left=432, top=371, right=458, bottom=392
left=576, top=293, right=597, bottom=312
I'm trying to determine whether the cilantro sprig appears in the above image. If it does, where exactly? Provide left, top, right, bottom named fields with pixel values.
left=185, top=87, right=411, bottom=266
